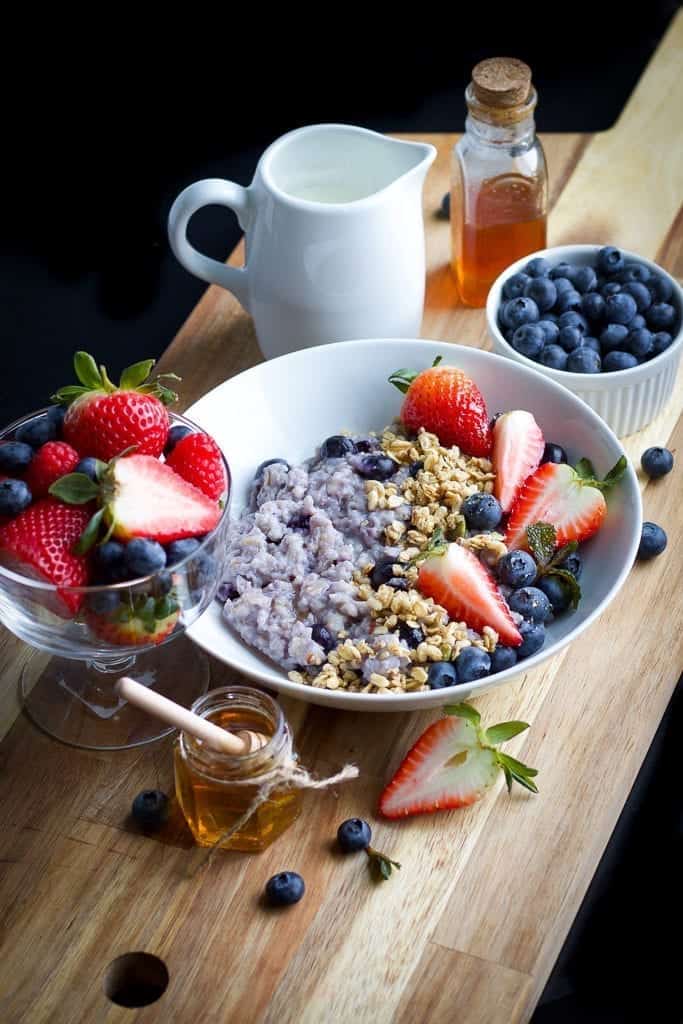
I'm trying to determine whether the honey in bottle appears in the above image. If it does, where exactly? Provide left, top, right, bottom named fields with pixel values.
left=174, top=686, right=301, bottom=852
left=451, top=57, right=548, bottom=307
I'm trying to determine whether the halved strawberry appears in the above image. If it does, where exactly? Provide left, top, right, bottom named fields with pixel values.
left=505, top=457, right=627, bottom=550
left=492, top=410, right=544, bottom=512
left=379, top=703, right=537, bottom=818
left=418, top=540, right=522, bottom=647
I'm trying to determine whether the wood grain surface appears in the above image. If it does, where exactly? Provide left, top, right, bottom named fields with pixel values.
left=0, top=13, right=682, bottom=1023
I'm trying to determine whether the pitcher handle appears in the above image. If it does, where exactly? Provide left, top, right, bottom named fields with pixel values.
left=168, top=178, right=251, bottom=312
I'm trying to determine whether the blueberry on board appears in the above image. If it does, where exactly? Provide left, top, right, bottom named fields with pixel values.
left=265, top=871, right=305, bottom=907
left=0, top=479, right=32, bottom=517
left=549, top=262, right=574, bottom=280
left=572, top=266, right=597, bottom=293
left=538, top=575, right=572, bottom=614
left=124, top=538, right=167, bottom=577
left=600, top=323, right=629, bottom=351
left=626, top=328, right=653, bottom=360
left=629, top=314, right=646, bottom=331
left=619, top=262, right=651, bottom=285
left=581, top=337, right=601, bottom=355
left=398, top=621, right=424, bottom=648
left=440, top=192, right=451, bottom=218
left=321, top=436, right=356, bottom=459
left=502, top=272, right=531, bottom=300
left=132, top=790, right=169, bottom=830
left=601, top=281, right=622, bottom=298
left=355, top=454, right=398, bottom=480
left=622, top=281, right=652, bottom=312
left=581, top=292, right=605, bottom=324
left=370, top=558, right=397, bottom=590
left=525, top=257, right=551, bottom=277
left=75, top=457, right=101, bottom=482
left=541, top=442, right=567, bottom=464
left=558, top=311, right=588, bottom=334
left=489, top=645, right=518, bottom=673
left=637, top=522, right=667, bottom=560
left=651, top=332, right=673, bottom=356
left=567, top=347, right=601, bottom=373
left=517, top=620, right=545, bottom=659
left=497, top=550, right=536, bottom=588
left=605, top=292, right=638, bottom=325
left=15, top=415, right=56, bottom=449
left=538, top=345, right=568, bottom=370
left=558, top=326, right=584, bottom=352
left=455, top=646, right=491, bottom=682
left=602, top=350, right=638, bottom=372
left=555, top=289, right=582, bottom=314
left=94, top=541, right=127, bottom=582
left=645, top=303, right=676, bottom=331
left=641, top=446, right=673, bottom=479
left=524, top=277, right=557, bottom=312
left=255, top=457, right=290, bottom=481
left=505, top=296, right=540, bottom=330
left=428, top=661, right=458, bottom=689
left=47, top=404, right=66, bottom=435
left=0, top=442, right=33, bottom=474
left=511, top=323, right=545, bottom=358
left=164, top=424, right=193, bottom=455
left=537, top=319, right=560, bottom=344
left=311, top=623, right=334, bottom=652
left=337, top=818, right=371, bottom=853
left=552, top=276, right=575, bottom=297
left=461, top=492, right=503, bottom=531
left=648, top=275, right=673, bottom=304
left=165, top=537, right=201, bottom=566
left=557, top=551, right=582, bottom=579
left=597, top=246, right=625, bottom=276
left=408, top=460, right=424, bottom=478
left=508, top=586, right=552, bottom=623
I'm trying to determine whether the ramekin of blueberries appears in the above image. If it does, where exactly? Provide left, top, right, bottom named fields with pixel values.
left=487, top=245, right=683, bottom=437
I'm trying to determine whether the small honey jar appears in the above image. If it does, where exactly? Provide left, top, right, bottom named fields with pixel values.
left=174, top=686, right=302, bottom=852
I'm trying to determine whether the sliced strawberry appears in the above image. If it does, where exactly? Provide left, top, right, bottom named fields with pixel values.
left=492, top=410, right=544, bottom=513
left=24, top=441, right=80, bottom=498
left=418, top=541, right=522, bottom=646
left=506, top=462, right=607, bottom=550
left=165, top=433, right=227, bottom=500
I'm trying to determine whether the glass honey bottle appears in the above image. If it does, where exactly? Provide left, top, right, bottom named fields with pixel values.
left=451, top=57, right=548, bottom=307
left=174, top=686, right=302, bottom=852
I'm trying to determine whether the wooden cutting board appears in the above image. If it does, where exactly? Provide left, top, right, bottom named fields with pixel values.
left=0, top=13, right=682, bottom=1023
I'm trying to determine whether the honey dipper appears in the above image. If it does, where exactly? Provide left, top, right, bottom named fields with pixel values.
left=116, top=677, right=269, bottom=754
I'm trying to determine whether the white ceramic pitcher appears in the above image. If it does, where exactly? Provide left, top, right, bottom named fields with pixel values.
left=167, top=124, right=436, bottom=359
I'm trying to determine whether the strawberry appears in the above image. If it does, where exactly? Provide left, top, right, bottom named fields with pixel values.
left=492, top=410, right=544, bottom=513
left=24, top=441, right=80, bottom=499
left=389, top=358, right=492, bottom=456
left=165, top=433, right=227, bottom=500
left=85, top=593, right=180, bottom=646
left=505, top=456, right=627, bottom=550
left=52, top=352, right=180, bottom=462
left=379, top=702, right=537, bottom=818
left=418, top=537, right=522, bottom=647
left=0, top=498, right=91, bottom=615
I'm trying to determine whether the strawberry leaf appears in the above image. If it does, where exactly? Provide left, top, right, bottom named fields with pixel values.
left=544, top=568, right=581, bottom=609
left=449, top=515, right=466, bottom=540
left=601, top=455, right=628, bottom=488
left=366, top=847, right=401, bottom=882
left=73, top=351, right=103, bottom=390
left=74, top=508, right=104, bottom=555
left=485, top=721, right=530, bottom=745
left=119, top=359, right=155, bottom=390
left=444, top=701, right=481, bottom=725
left=49, top=473, right=100, bottom=505
left=388, top=368, right=418, bottom=394
left=526, top=522, right=556, bottom=566
left=574, top=458, right=596, bottom=480
left=496, top=752, right=539, bottom=794
left=50, top=385, right=90, bottom=405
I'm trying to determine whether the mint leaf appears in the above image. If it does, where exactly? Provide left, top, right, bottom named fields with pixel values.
left=526, top=522, right=556, bottom=566
left=119, top=359, right=155, bottom=390
left=548, top=541, right=578, bottom=569
left=445, top=702, right=481, bottom=725
left=544, top=568, right=581, bottom=610
left=485, top=721, right=530, bottom=745
left=49, top=473, right=100, bottom=505
left=73, top=351, right=103, bottom=390
left=73, top=508, right=104, bottom=555
left=574, top=458, right=596, bottom=480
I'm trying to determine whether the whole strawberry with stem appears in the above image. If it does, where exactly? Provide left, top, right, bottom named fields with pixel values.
left=389, top=357, right=492, bottom=456
left=52, top=352, right=180, bottom=462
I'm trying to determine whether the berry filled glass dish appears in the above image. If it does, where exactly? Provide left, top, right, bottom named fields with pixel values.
left=0, top=354, right=231, bottom=750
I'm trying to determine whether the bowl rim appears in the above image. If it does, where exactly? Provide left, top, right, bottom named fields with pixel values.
left=186, top=337, right=643, bottom=708
left=486, top=243, right=683, bottom=382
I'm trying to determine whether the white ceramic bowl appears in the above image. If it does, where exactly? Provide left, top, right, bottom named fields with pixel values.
left=185, top=338, right=641, bottom=711
left=487, top=244, right=683, bottom=437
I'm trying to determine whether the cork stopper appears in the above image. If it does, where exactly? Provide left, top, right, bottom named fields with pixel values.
left=471, top=58, right=532, bottom=108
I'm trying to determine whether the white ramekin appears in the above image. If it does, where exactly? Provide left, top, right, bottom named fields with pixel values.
left=486, top=244, right=683, bottom=436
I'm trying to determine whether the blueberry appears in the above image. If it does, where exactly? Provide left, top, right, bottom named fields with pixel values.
left=541, top=442, right=567, bottom=464
left=163, top=424, right=192, bottom=455
left=648, top=275, right=673, bottom=303
left=288, top=513, right=311, bottom=530
left=581, top=337, right=601, bottom=355
left=165, top=538, right=201, bottom=566
left=622, top=281, right=651, bottom=312
left=87, top=590, right=121, bottom=615
left=543, top=312, right=559, bottom=324
left=75, top=457, right=101, bottom=482
left=497, top=550, right=536, bottom=588
left=524, top=277, right=557, bottom=312
left=641, top=446, right=673, bottom=479
left=0, top=442, right=33, bottom=474
left=551, top=277, right=575, bottom=296
left=216, top=582, right=239, bottom=603
left=511, top=323, right=545, bottom=358
left=555, top=290, right=582, bottom=314
left=94, top=541, right=127, bottom=582
left=502, top=272, right=531, bottom=300
left=355, top=454, right=398, bottom=480
left=581, top=292, right=605, bottom=323
left=124, top=538, right=167, bottom=577
left=388, top=577, right=409, bottom=591
left=558, top=311, right=588, bottom=334
left=557, top=551, right=582, bottom=579
left=637, top=522, right=667, bottom=560
left=489, top=645, right=518, bottom=673
left=600, top=323, right=629, bottom=351
left=190, top=552, right=216, bottom=589
left=354, top=438, right=377, bottom=453
left=626, top=328, right=653, bottom=360
left=461, top=492, right=502, bottom=531
left=508, top=586, right=552, bottom=622
left=255, top=458, right=290, bottom=481
left=155, top=571, right=174, bottom=595
left=408, top=460, right=424, bottom=478
left=645, top=303, right=676, bottom=331
left=601, top=281, right=622, bottom=298
left=504, top=297, right=539, bottom=330
left=427, top=661, right=458, bottom=689
left=47, top=405, right=66, bottom=435
left=0, top=479, right=32, bottom=516
left=567, top=347, right=601, bottom=373
left=537, top=574, right=572, bottom=614
left=440, top=192, right=451, bottom=219
left=311, top=623, right=334, bottom=652
left=558, top=326, right=584, bottom=352
left=630, top=314, right=646, bottom=331
left=538, top=345, right=568, bottom=370
left=549, top=262, right=574, bottom=280
left=602, top=351, right=638, bottom=372
left=265, top=871, right=305, bottom=907
left=337, top=818, right=371, bottom=852
left=370, top=558, right=396, bottom=590
left=131, top=790, right=169, bottom=830
left=572, top=266, right=597, bottom=293
left=619, top=263, right=651, bottom=285
left=525, top=257, right=551, bottom=277
left=321, top=436, right=356, bottom=459
left=454, top=646, right=491, bottom=682
left=15, top=415, right=56, bottom=449
left=517, top=620, right=545, bottom=659
left=605, top=292, right=638, bottom=325
left=398, top=621, right=424, bottom=647
left=651, top=332, right=673, bottom=356
left=537, top=320, right=560, bottom=344
left=597, top=246, right=624, bottom=276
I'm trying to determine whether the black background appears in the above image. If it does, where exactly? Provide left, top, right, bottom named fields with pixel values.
left=3, top=6, right=682, bottom=1020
